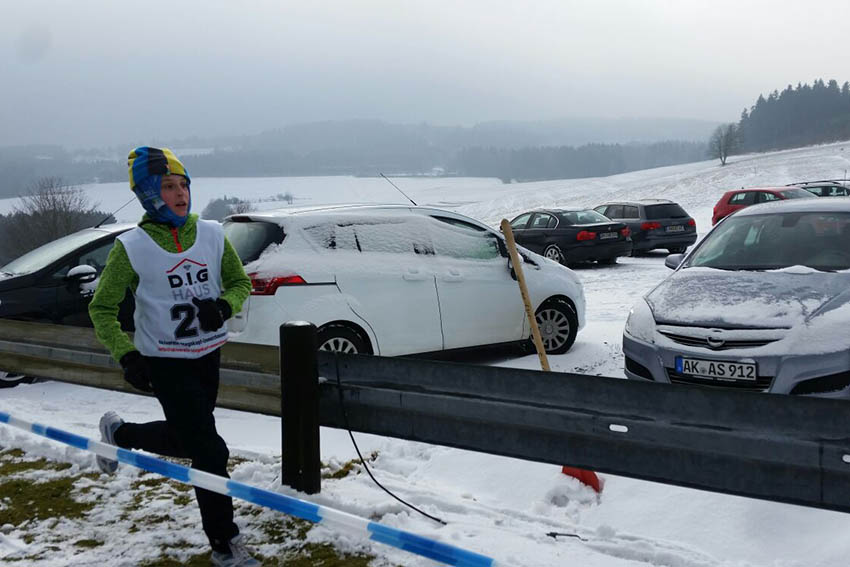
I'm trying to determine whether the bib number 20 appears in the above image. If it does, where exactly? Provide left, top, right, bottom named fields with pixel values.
left=171, top=304, right=199, bottom=339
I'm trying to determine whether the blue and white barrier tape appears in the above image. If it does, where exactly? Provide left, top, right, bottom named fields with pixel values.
left=0, top=410, right=503, bottom=567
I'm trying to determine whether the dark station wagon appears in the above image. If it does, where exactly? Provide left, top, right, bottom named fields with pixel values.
left=594, top=199, right=698, bottom=254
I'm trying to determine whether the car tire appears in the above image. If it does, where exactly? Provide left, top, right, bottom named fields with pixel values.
left=668, top=247, right=686, bottom=254
left=542, top=244, right=565, bottom=265
left=0, top=370, right=36, bottom=389
left=317, top=324, right=372, bottom=354
left=534, top=298, right=578, bottom=355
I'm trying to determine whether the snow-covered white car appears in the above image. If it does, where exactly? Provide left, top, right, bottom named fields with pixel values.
left=223, top=204, right=585, bottom=356
left=623, top=198, right=850, bottom=397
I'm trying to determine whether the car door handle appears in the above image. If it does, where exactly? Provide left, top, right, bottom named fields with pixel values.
left=443, top=269, right=464, bottom=282
left=403, top=268, right=429, bottom=281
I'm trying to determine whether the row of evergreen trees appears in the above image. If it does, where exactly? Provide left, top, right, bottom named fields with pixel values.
left=737, top=79, right=850, bottom=152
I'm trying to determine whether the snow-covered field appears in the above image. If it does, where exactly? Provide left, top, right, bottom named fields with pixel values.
left=2, top=142, right=850, bottom=566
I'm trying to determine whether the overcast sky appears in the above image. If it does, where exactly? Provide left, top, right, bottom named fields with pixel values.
left=3, top=0, right=849, bottom=149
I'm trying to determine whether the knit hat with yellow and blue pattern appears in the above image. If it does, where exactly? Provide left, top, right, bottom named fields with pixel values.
left=127, top=147, right=191, bottom=227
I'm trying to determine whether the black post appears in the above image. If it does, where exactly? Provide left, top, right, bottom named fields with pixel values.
left=280, top=321, right=321, bottom=494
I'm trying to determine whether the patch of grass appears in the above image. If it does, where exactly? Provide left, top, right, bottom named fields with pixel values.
left=74, top=538, right=103, bottom=548
left=284, top=542, right=374, bottom=566
left=0, top=448, right=25, bottom=459
left=259, top=517, right=312, bottom=544
left=227, top=455, right=250, bottom=474
left=139, top=553, right=211, bottom=567
left=140, top=514, right=174, bottom=525
left=0, top=477, right=95, bottom=525
left=132, top=477, right=169, bottom=490
left=323, top=451, right=379, bottom=480
left=174, top=493, right=192, bottom=506
left=324, top=459, right=359, bottom=480
left=0, top=456, right=72, bottom=476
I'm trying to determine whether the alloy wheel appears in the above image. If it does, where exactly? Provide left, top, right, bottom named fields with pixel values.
left=319, top=337, right=360, bottom=354
left=543, top=245, right=563, bottom=263
left=536, top=307, right=571, bottom=352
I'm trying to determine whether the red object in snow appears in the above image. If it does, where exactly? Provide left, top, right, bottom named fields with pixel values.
left=561, top=466, right=602, bottom=493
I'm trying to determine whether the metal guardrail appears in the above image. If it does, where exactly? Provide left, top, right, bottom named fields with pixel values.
left=2, top=319, right=850, bottom=514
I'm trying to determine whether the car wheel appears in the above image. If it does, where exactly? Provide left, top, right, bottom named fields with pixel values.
left=543, top=244, right=565, bottom=264
left=0, top=370, right=35, bottom=389
left=317, top=324, right=372, bottom=354
left=668, top=247, right=686, bottom=254
left=535, top=298, right=578, bottom=355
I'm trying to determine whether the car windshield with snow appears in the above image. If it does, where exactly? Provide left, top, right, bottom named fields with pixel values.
left=0, top=223, right=135, bottom=387
left=223, top=204, right=586, bottom=356
left=623, top=198, right=850, bottom=397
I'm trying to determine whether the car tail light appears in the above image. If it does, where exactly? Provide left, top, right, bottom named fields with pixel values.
left=620, top=227, right=631, bottom=237
left=576, top=230, right=596, bottom=241
left=687, top=219, right=696, bottom=227
left=249, top=273, right=307, bottom=295
left=641, top=222, right=661, bottom=230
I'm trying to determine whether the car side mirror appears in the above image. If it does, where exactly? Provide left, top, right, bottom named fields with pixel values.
left=66, top=264, right=98, bottom=283
left=664, top=254, right=685, bottom=270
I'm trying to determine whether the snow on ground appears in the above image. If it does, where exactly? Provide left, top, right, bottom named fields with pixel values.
left=2, top=142, right=850, bottom=565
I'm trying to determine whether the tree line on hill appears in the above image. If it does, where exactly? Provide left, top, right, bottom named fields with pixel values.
left=709, top=79, right=850, bottom=164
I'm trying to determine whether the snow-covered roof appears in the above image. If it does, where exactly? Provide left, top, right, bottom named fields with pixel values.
left=734, top=196, right=850, bottom=217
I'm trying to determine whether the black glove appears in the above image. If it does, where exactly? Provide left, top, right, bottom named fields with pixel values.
left=192, top=297, right=232, bottom=332
left=119, top=351, right=153, bottom=392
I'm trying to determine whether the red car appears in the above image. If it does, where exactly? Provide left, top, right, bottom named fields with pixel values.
left=711, top=186, right=814, bottom=225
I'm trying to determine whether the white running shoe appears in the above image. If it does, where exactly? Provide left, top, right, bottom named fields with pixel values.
left=210, top=535, right=261, bottom=566
left=96, top=411, right=124, bottom=474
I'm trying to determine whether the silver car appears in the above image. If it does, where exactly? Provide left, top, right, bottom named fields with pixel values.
left=623, top=198, right=850, bottom=398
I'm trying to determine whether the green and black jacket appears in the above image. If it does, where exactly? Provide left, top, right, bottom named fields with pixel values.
left=88, top=213, right=251, bottom=362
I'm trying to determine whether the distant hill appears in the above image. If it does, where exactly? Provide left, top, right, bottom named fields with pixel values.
left=0, top=117, right=719, bottom=198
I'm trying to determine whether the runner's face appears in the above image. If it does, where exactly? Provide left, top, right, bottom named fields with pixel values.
left=160, top=175, right=190, bottom=217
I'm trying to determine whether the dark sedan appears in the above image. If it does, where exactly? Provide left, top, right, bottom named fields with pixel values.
left=0, top=223, right=135, bottom=387
left=508, top=208, right=632, bottom=265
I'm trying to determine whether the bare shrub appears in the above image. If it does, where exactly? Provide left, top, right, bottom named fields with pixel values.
left=0, top=177, right=110, bottom=264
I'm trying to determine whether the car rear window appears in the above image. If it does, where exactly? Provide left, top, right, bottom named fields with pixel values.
left=559, top=210, right=610, bottom=225
left=222, top=220, right=285, bottom=264
left=644, top=204, right=688, bottom=218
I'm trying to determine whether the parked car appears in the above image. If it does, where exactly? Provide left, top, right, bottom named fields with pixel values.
left=787, top=180, right=850, bottom=197
left=506, top=208, right=632, bottom=265
left=593, top=199, right=697, bottom=254
left=711, top=186, right=814, bottom=225
left=623, top=198, right=850, bottom=398
left=223, top=204, right=586, bottom=356
left=0, top=223, right=135, bottom=387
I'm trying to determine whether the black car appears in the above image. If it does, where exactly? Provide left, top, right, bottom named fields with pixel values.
left=787, top=180, right=850, bottom=197
left=0, top=223, right=135, bottom=387
left=593, top=199, right=697, bottom=254
left=508, top=208, right=632, bottom=265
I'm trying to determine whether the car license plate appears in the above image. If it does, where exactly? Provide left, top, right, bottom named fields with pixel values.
left=599, top=231, right=618, bottom=239
left=666, top=225, right=684, bottom=233
left=675, top=356, right=757, bottom=381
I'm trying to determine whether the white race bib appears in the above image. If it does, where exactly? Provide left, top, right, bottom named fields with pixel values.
left=119, top=220, right=227, bottom=359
